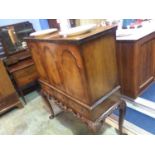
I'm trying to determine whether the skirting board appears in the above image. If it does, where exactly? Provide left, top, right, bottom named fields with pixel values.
left=122, top=96, right=155, bottom=119
left=105, top=114, right=152, bottom=135
left=135, top=97, right=155, bottom=110
left=126, top=101, right=155, bottom=119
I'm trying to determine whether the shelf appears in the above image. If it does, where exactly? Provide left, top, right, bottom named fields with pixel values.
left=8, top=58, right=34, bottom=73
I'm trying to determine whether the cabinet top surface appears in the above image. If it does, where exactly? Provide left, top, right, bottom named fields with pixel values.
left=116, top=21, right=155, bottom=41
left=25, top=25, right=117, bottom=44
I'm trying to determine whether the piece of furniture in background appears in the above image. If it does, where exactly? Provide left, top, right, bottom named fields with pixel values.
left=48, top=19, right=76, bottom=30
left=0, top=21, right=38, bottom=103
left=75, top=19, right=104, bottom=26
left=0, top=21, right=34, bottom=56
left=6, top=52, right=38, bottom=103
left=48, top=19, right=60, bottom=30
left=69, top=19, right=76, bottom=27
left=0, top=38, right=6, bottom=59
left=26, top=26, right=126, bottom=134
left=116, top=32, right=155, bottom=99
left=0, top=59, right=23, bottom=115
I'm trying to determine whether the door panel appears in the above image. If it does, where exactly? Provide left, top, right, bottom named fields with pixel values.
left=58, top=46, right=89, bottom=103
left=40, top=43, right=64, bottom=90
left=138, top=40, right=154, bottom=89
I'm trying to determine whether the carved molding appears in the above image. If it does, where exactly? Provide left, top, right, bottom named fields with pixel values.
left=42, top=90, right=109, bottom=132
left=40, top=79, right=121, bottom=111
left=41, top=89, right=126, bottom=133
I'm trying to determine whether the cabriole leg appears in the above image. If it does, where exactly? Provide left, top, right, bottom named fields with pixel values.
left=118, top=100, right=126, bottom=135
left=41, top=90, right=55, bottom=119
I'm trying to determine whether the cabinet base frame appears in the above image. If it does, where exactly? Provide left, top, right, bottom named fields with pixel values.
left=41, top=89, right=126, bottom=134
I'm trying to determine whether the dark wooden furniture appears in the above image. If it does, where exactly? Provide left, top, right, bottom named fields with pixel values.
left=48, top=19, right=76, bottom=30
left=69, top=19, right=76, bottom=27
left=0, top=39, right=6, bottom=59
left=26, top=26, right=126, bottom=133
left=0, top=22, right=38, bottom=103
left=6, top=53, right=38, bottom=103
left=48, top=19, right=60, bottom=30
left=117, top=32, right=155, bottom=99
left=0, top=59, right=23, bottom=115
left=0, top=21, right=34, bottom=56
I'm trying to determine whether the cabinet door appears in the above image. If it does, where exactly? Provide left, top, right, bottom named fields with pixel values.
left=57, top=45, right=89, bottom=103
left=28, top=42, right=49, bottom=82
left=39, top=42, right=64, bottom=91
left=138, top=40, right=154, bottom=90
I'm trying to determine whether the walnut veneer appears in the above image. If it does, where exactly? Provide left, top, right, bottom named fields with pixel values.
left=26, top=26, right=126, bottom=133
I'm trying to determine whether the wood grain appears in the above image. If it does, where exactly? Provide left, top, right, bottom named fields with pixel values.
left=116, top=32, right=155, bottom=98
left=27, top=26, right=126, bottom=133
left=0, top=59, right=23, bottom=114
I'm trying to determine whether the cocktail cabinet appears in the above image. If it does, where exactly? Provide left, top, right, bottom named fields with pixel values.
left=26, top=26, right=126, bottom=133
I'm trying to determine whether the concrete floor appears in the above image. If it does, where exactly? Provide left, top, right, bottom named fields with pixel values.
left=0, top=91, right=119, bottom=135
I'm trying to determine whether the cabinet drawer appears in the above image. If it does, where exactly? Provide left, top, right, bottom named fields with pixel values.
left=13, top=65, right=38, bottom=87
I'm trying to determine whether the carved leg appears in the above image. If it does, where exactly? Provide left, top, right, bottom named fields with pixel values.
left=118, top=100, right=126, bottom=135
left=17, top=102, right=24, bottom=109
left=41, top=90, right=55, bottom=119
left=87, top=120, right=103, bottom=133
left=19, top=88, right=26, bottom=104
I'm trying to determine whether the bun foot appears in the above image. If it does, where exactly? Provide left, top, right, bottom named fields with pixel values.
left=49, top=115, right=54, bottom=119
left=87, top=121, right=103, bottom=133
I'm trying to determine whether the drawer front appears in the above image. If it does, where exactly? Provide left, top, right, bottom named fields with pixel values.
left=13, top=65, right=38, bottom=87
left=40, top=82, right=90, bottom=119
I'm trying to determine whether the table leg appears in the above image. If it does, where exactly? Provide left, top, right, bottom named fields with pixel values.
left=19, top=88, right=26, bottom=104
left=118, top=100, right=126, bottom=135
left=41, top=90, right=55, bottom=119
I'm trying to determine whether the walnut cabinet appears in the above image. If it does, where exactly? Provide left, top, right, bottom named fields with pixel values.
left=26, top=26, right=126, bottom=133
